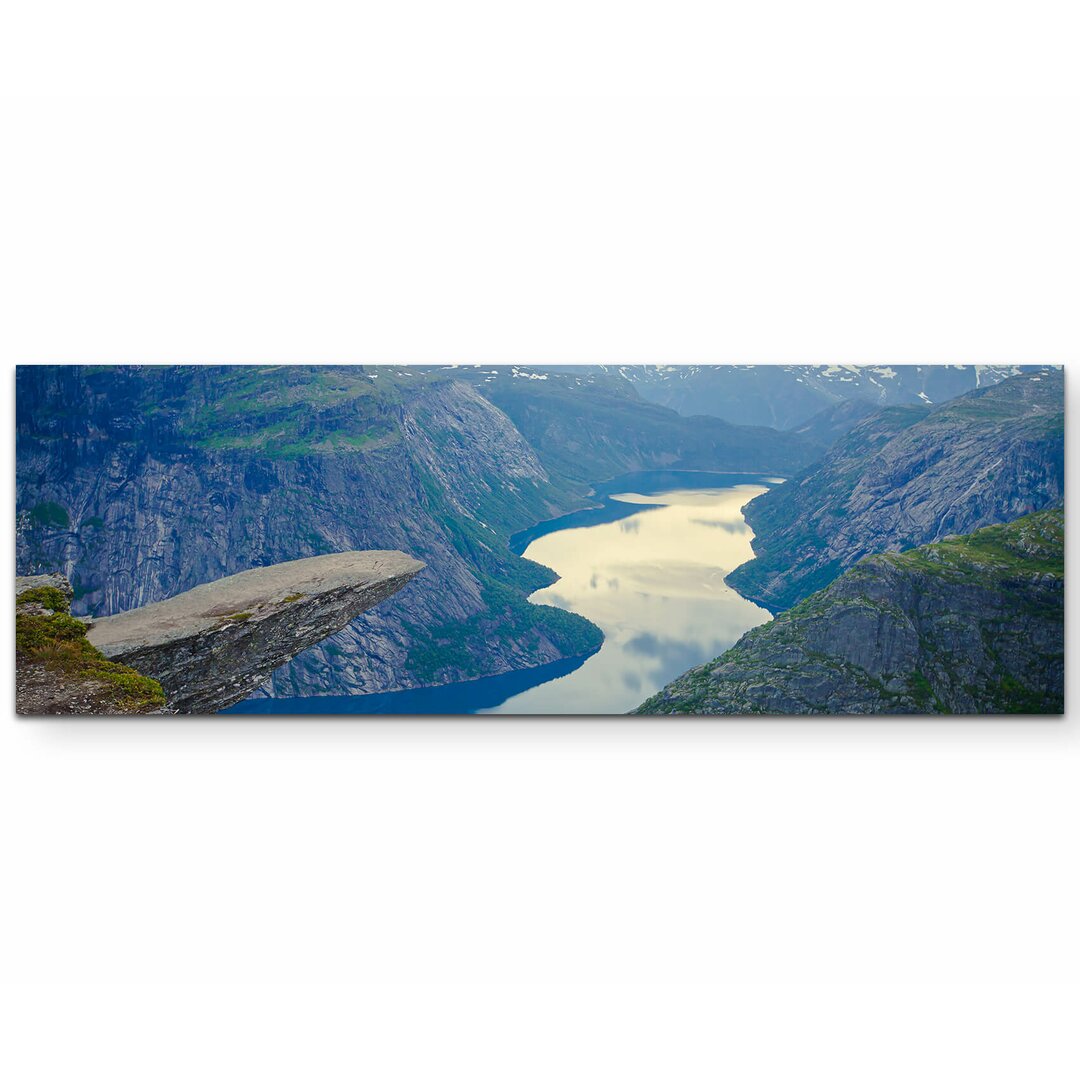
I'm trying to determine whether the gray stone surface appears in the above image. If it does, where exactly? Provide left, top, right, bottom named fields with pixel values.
left=727, top=370, right=1064, bottom=612
left=15, top=573, right=73, bottom=609
left=16, top=370, right=592, bottom=698
left=87, top=551, right=424, bottom=713
left=636, top=510, right=1064, bottom=716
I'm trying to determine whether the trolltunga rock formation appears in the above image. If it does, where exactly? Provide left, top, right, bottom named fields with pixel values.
left=86, top=551, right=424, bottom=713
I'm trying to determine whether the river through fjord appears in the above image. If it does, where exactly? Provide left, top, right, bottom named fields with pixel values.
left=226, top=472, right=776, bottom=716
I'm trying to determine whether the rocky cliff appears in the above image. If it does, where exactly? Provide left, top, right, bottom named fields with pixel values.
left=727, top=370, right=1064, bottom=612
left=16, top=366, right=828, bottom=700
left=636, top=509, right=1064, bottom=715
left=87, top=551, right=423, bottom=712
left=17, top=573, right=167, bottom=715
left=17, top=552, right=422, bottom=713
left=15, top=367, right=612, bottom=698
left=456, top=367, right=820, bottom=480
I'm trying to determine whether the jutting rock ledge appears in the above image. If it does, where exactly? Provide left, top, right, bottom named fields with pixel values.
left=18, top=551, right=424, bottom=715
left=87, top=551, right=424, bottom=713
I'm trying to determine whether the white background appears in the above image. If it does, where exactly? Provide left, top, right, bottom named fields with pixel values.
left=2, top=4, right=1078, bottom=1077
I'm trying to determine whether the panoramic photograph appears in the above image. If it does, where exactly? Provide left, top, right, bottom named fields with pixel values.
left=15, top=363, right=1064, bottom=716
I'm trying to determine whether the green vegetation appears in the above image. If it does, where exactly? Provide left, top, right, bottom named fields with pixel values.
left=174, top=366, right=441, bottom=458
left=17, top=585, right=71, bottom=611
left=481, top=372, right=815, bottom=482
left=223, top=611, right=253, bottom=622
left=392, top=455, right=602, bottom=684
left=29, top=501, right=70, bottom=529
left=283, top=593, right=305, bottom=603
left=727, top=372, right=1064, bottom=612
left=905, top=670, right=944, bottom=712
left=638, top=508, right=1063, bottom=715
left=989, top=671, right=1050, bottom=714
left=883, top=508, right=1064, bottom=583
left=16, top=588, right=166, bottom=712
left=196, top=423, right=389, bottom=458
left=404, top=576, right=603, bottom=684
left=69, top=573, right=94, bottom=603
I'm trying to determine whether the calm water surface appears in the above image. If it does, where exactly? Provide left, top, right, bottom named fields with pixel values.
left=491, top=482, right=772, bottom=713
left=227, top=475, right=774, bottom=715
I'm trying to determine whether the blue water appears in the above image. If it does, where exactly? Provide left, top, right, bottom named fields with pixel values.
left=225, top=652, right=594, bottom=716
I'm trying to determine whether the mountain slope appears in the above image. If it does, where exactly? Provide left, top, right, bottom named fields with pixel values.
left=16, top=364, right=817, bottom=700
left=16, top=573, right=166, bottom=715
left=16, top=365, right=603, bottom=697
left=636, top=509, right=1064, bottom=715
left=615, top=364, right=1036, bottom=429
left=726, top=370, right=1064, bottom=612
left=786, top=397, right=881, bottom=447
left=441, top=365, right=820, bottom=480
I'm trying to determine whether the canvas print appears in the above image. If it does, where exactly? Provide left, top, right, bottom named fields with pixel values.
left=15, top=365, right=1064, bottom=716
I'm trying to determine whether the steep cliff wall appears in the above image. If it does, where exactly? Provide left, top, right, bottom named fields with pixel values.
left=16, top=366, right=599, bottom=697
left=471, top=368, right=818, bottom=480
left=637, top=509, right=1064, bottom=715
left=726, top=370, right=1065, bottom=612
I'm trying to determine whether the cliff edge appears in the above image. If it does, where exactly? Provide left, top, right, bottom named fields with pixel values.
left=636, top=509, right=1063, bottom=715
left=18, top=551, right=424, bottom=715
left=17, top=573, right=168, bottom=715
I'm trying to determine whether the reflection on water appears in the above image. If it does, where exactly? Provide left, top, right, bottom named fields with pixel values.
left=226, top=475, right=774, bottom=716
left=485, top=484, right=771, bottom=714
left=225, top=651, right=594, bottom=716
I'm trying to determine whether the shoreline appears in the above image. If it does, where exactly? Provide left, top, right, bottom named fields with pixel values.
left=243, top=472, right=773, bottom=714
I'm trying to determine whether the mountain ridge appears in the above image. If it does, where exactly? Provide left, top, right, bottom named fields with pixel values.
left=636, top=508, right=1064, bottom=715
left=16, top=366, right=600, bottom=697
left=609, top=364, right=1037, bottom=428
left=726, top=370, right=1064, bottom=612
left=16, top=364, right=816, bottom=700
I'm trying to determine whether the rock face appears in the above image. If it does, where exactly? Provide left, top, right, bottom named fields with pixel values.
left=727, top=370, right=1064, bottom=612
left=87, top=551, right=424, bottom=713
left=16, top=573, right=74, bottom=610
left=16, top=573, right=167, bottom=716
left=15, top=365, right=812, bottom=700
left=636, top=510, right=1064, bottom=716
left=460, top=367, right=819, bottom=481
left=15, top=366, right=601, bottom=698
left=786, top=397, right=881, bottom=448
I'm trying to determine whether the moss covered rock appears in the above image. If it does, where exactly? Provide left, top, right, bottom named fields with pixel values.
left=636, top=509, right=1064, bottom=716
left=16, top=574, right=166, bottom=715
